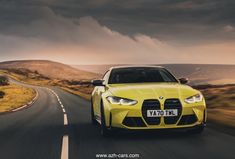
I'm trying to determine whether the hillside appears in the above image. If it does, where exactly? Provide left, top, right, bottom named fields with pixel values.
left=196, top=84, right=235, bottom=128
left=0, top=60, right=99, bottom=80
left=162, top=64, right=235, bottom=85
left=73, top=64, right=235, bottom=85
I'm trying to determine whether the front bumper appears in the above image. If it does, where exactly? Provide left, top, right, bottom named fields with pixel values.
left=103, top=99, right=206, bottom=130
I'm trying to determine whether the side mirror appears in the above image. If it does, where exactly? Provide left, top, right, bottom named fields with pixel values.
left=179, top=78, right=189, bottom=84
left=91, top=79, right=105, bottom=86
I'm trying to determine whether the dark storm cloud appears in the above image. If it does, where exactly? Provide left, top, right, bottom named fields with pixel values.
left=0, top=0, right=235, bottom=64
left=0, top=0, right=235, bottom=44
left=49, top=0, right=235, bottom=43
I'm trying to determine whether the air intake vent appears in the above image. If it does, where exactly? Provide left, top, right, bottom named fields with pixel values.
left=178, top=114, right=197, bottom=125
left=164, top=99, right=182, bottom=124
left=142, top=99, right=161, bottom=125
left=122, top=117, right=146, bottom=127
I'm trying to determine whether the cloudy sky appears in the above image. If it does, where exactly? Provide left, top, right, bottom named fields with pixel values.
left=0, top=0, right=235, bottom=64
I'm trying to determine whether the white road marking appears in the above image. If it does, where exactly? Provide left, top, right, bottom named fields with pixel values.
left=12, top=91, right=39, bottom=112
left=61, top=135, right=69, bottom=159
left=47, top=88, right=69, bottom=159
left=64, top=114, right=68, bottom=125
left=12, top=105, right=28, bottom=112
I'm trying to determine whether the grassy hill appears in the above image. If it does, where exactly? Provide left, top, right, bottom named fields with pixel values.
left=0, top=60, right=100, bottom=99
left=0, top=60, right=99, bottom=80
left=162, top=64, right=235, bottom=85
left=73, top=64, right=235, bottom=85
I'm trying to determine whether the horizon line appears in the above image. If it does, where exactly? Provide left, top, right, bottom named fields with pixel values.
left=1, top=59, right=235, bottom=66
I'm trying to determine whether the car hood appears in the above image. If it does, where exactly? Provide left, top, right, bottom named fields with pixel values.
left=107, top=83, right=199, bottom=100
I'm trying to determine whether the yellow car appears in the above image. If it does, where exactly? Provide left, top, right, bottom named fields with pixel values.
left=91, top=66, right=207, bottom=136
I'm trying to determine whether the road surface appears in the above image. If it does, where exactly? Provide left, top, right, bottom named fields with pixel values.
left=0, top=81, right=235, bottom=159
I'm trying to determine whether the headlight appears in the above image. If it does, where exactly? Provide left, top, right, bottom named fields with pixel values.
left=106, top=96, right=138, bottom=106
left=185, top=94, right=203, bottom=104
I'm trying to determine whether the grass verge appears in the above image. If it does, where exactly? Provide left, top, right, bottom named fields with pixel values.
left=61, top=87, right=91, bottom=100
left=0, top=84, right=36, bottom=113
left=199, top=85, right=235, bottom=128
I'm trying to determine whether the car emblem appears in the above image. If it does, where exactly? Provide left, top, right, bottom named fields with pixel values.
left=159, top=96, right=164, bottom=100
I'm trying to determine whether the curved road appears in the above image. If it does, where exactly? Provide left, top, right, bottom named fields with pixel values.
left=0, top=81, right=235, bottom=159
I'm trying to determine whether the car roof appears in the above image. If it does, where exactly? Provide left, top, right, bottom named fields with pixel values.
left=109, top=65, right=164, bottom=70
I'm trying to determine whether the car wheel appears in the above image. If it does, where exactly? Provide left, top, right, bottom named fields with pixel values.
left=91, top=100, right=97, bottom=125
left=100, top=102, right=110, bottom=137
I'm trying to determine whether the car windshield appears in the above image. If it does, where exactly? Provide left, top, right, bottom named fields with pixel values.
left=108, top=67, right=178, bottom=84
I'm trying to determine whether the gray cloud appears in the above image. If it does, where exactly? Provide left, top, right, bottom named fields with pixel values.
left=0, top=0, right=235, bottom=64
left=0, top=13, right=235, bottom=65
left=49, top=0, right=235, bottom=43
left=0, top=0, right=235, bottom=44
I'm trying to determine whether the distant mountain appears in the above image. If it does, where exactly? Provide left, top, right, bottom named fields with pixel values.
left=162, top=64, right=235, bottom=85
left=73, top=64, right=235, bottom=85
left=0, top=60, right=100, bottom=80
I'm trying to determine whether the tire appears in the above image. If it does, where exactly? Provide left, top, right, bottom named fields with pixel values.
left=100, top=102, right=110, bottom=137
left=91, top=100, right=97, bottom=125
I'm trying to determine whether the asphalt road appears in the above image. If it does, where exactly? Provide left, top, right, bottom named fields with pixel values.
left=0, top=81, right=235, bottom=159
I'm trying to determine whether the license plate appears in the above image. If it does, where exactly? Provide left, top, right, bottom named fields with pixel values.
left=147, top=109, right=178, bottom=117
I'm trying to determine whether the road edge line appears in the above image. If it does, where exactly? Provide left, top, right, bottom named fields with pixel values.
left=0, top=89, right=39, bottom=115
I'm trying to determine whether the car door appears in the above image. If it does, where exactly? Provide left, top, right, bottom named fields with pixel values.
left=94, top=70, right=110, bottom=118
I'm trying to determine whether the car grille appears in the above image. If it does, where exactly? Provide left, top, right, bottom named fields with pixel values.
left=142, top=99, right=161, bottom=125
left=122, top=117, right=146, bottom=127
left=178, top=114, right=197, bottom=125
left=164, top=99, right=182, bottom=124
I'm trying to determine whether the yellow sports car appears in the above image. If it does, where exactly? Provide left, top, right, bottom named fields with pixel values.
left=91, top=66, right=207, bottom=136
